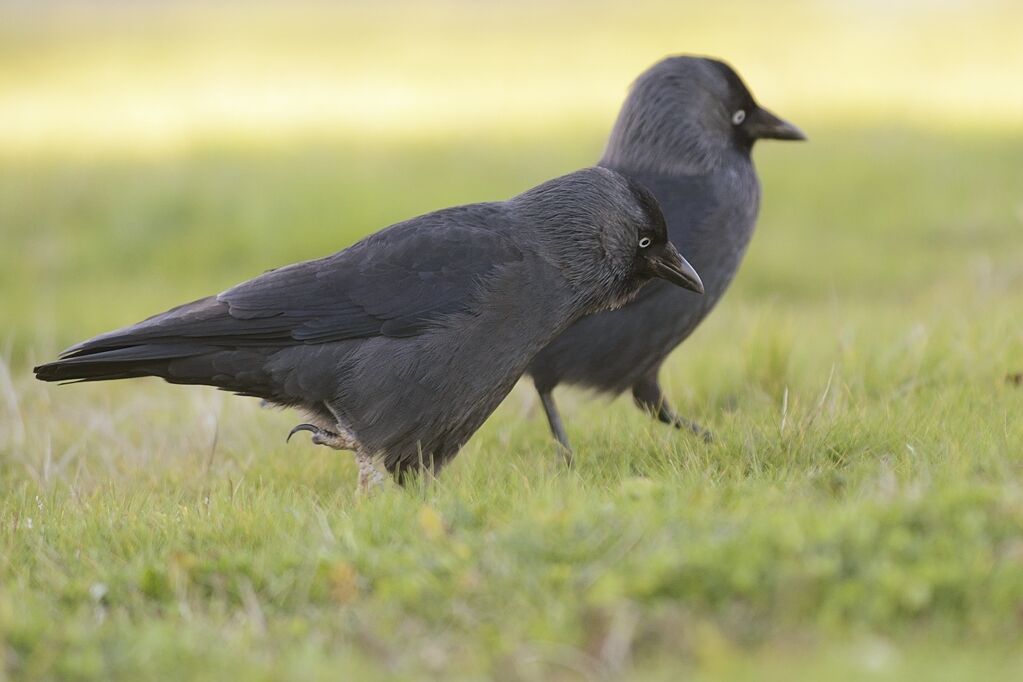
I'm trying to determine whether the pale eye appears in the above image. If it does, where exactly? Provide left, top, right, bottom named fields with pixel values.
left=638, top=237, right=652, bottom=248
left=731, top=109, right=746, bottom=125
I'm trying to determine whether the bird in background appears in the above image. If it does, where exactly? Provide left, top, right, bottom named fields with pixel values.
left=35, top=168, right=703, bottom=492
left=526, top=56, right=806, bottom=456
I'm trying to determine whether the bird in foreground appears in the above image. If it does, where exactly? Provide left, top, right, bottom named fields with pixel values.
left=526, top=56, right=805, bottom=455
left=34, top=167, right=703, bottom=491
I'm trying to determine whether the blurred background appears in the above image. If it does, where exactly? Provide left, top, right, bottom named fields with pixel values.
left=2, top=0, right=1021, bottom=363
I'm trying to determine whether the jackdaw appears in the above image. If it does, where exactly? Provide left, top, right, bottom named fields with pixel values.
left=527, top=56, right=805, bottom=455
left=34, top=167, right=703, bottom=490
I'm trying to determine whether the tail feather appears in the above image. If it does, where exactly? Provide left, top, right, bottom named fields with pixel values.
left=36, top=295, right=234, bottom=385
left=33, top=294, right=309, bottom=404
left=34, top=343, right=219, bottom=384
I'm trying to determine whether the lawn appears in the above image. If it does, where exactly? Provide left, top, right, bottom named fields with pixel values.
left=2, top=2, right=1023, bottom=680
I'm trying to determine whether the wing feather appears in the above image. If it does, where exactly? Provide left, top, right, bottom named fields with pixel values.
left=60, top=204, right=523, bottom=357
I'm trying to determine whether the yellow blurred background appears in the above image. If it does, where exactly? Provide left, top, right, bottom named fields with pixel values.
left=2, top=0, right=1021, bottom=157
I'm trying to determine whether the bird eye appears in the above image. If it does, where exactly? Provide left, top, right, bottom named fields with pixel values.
left=731, top=109, right=746, bottom=125
left=638, top=237, right=652, bottom=248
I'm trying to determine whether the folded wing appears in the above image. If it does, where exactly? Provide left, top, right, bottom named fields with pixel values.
left=35, top=204, right=523, bottom=384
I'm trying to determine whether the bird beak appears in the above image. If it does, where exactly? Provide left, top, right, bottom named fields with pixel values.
left=648, top=242, right=704, bottom=294
left=746, top=106, right=806, bottom=141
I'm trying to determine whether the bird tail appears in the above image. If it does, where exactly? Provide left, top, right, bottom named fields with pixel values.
left=33, top=340, right=282, bottom=403
left=34, top=295, right=277, bottom=399
left=34, top=343, right=214, bottom=384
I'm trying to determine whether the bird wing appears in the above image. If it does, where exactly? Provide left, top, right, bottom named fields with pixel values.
left=222, top=205, right=524, bottom=342
left=60, top=204, right=524, bottom=357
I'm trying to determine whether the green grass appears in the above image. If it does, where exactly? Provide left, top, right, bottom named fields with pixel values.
left=4, top=2, right=1023, bottom=679
left=3, top=124, right=1023, bottom=681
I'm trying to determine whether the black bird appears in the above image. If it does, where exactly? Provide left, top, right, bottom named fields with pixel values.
left=526, top=56, right=805, bottom=454
left=35, top=168, right=703, bottom=491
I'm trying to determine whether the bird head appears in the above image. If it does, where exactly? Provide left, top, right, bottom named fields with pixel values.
left=603, top=55, right=805, bottom=174
left=518, top=168, right=703, bottom=313
left=624, top=178, right=704, bottom=293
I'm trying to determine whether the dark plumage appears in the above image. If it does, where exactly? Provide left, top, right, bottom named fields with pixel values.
left=527, top=56, right=805, bottom=452
left=35, top=167, right=703, bottom=490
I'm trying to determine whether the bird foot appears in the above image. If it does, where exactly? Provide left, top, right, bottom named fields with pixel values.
left=676, top=418, right=714, bottom=444
left=288, top=424, right=387, bottom=494
left=554, top=443, right=574, bottom=467
left=287, top=423, right=358, bottom=451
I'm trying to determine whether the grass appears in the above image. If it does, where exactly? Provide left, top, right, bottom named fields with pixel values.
left=3, top=1, right=1023, bottom=680
left=3, top=124, right=1022, bottom=681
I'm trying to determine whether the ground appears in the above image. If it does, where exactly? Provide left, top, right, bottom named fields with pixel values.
left=2, top=2, right=1023, bottom=680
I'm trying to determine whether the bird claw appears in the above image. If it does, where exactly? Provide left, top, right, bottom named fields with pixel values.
left=286, top=423, right=321, bottom=443
left=675, top=417, right=713, bottom=443
left=286, top=423, right=355, bottom=450
left=694, top=426, right=714, bottom=444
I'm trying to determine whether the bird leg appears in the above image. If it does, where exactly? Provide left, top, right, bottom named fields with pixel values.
left=287, top=423, right=386, bottom=494
left=538, top=389, right=573, bottom=465
left=355, top=449, right=387, bottom=493
left=631, top=375, right=713, bottom=443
